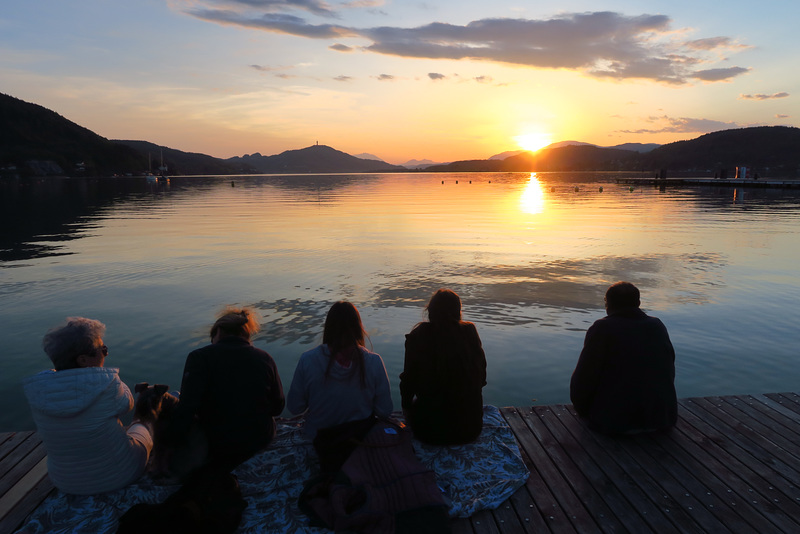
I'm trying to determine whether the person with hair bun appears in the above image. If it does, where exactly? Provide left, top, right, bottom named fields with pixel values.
left=400, top=289, right=487, bottom=445
left=168, top=307, right=285, bottom=470
left=22, top=317, right=153, bottom=494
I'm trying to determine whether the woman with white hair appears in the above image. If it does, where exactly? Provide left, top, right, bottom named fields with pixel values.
left=22, top=317, right=153, bottom=495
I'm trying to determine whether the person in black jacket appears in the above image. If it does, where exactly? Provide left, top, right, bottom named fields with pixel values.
left=400, top=289, right=487, bottom=445
left=570, top=282, right=677, bottom=434
left=168, top=307, right=285, bottom=471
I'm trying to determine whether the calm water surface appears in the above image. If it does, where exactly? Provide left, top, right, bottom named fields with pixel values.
left=3, top=172, right=800, bottom=431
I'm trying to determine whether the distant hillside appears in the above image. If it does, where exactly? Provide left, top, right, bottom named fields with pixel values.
left=227, top=145, right=406, bottom=173
left=428, top=127, right=800, bottom=177
left=640, top=127, right=800, bottom=175
left=610, top=142, right=660, bottom=153
left=115, top=140, right=250, bottom=175
left=0, top=92, right=145, bottom=176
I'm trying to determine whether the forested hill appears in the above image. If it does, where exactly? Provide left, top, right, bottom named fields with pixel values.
left=0, top=92, right=145, bottom=176
left=427, top=126, right=800, bottom=177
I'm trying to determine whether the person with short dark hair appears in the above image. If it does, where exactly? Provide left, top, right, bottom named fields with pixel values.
left=168, top=307, right=285, bottom=470
left=287, top=301, right=393, bottom=439
left=23, top=317, right=153, bottom=494
left=400, top=289, right=487, bottom=445
left=570, top=282, right=677, bottom=434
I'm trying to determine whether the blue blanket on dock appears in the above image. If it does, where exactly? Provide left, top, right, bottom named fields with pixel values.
left=16, top=406, right=528, bottom=533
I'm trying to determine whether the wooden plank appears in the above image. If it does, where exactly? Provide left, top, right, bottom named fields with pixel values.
left=553, top=404, right=718, bottom=534
left=738, top=395, right=800, bottom=434
left=0, top=433, right=35, bottom=465
left=0, top=457, right=48, bottom=519
left=719, top=396, right=800, bottom=463
left=763, top=393, right=800, bottom=417
left=676, top=400, right=800, bottom=532
left=534, top=405, right=654, bottom=533
left=686, top=398, right=800, bottom=495
left=0, top=468, right=54, bottom=534
left=470, top=508, right=501, bottom=534
left=498, top=407, right=552, bottom=534
left=505, top=407, right=589, bottom=533
left=0, top=441, right=46, bottom=499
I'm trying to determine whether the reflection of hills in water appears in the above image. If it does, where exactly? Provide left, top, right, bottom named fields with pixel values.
left=0, top=174, right=383, bottom=264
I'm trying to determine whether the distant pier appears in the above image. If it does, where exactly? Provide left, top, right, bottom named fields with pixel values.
left=616, top=177, right=800, bottom=188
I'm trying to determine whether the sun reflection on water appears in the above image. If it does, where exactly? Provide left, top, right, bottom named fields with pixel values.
left=520, top=173, right=546, bottom=214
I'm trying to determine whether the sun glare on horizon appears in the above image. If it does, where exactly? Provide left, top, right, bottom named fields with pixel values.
left=515, top=131, right=553, bottom=153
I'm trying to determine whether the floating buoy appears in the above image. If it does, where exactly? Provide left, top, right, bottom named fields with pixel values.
left=469, top=180, right=472, bottom=184
left=574, top=186, right=579, bottom=192
left=456, top=180, right=459, bottom=184
left=629, top=186, right=634, bottom=192
left=231, top=181, right=235, bottom=187
left=599, top=186, right=603, bottom=192
left=442, top=180, right=444, bottom=184
left=489, top=180, right=491, bottom=183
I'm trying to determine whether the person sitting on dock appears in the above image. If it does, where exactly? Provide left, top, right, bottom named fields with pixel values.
left=400, top=288, right=487, bottom=445
left=570, top=282, right=677, bottom=435
left=287, top=301, right=393, bottom=440
left=166, top=307, right=285, bottom=472
left=22, top=317, right=153, bottom=495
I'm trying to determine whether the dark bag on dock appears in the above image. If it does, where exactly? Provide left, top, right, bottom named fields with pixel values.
left=299, top=418, right=450, bottom=534
left=116, top=465, right=246, bottom=534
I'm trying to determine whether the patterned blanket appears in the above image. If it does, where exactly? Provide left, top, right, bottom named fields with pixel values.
left=16, top=406, right=528, bottom=533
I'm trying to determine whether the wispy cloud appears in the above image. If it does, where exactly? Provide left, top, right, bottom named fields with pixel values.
left=329, top=43, right=353, bottom=51
left=179, top=3, right=751, bottom=84
left=693, top=67, right=750, bottom=82
left=619, top=116, right=742, bottom=134
left=333, top=74, right=353, bottom=81
left=776, top=114, right=790, bottom=118
left=376, top=73, right=394, bottom=81
left=739, top=92, right=790, bottom=100
left=428, top=72, right=445, bottom=80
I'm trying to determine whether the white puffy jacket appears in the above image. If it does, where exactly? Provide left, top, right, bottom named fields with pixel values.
left=22, top=367, right=152, bottom=495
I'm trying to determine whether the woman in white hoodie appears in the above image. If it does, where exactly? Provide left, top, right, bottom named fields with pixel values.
left=22, top=317, right=152, bottom=495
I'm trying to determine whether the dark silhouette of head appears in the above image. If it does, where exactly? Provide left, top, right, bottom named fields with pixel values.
left=605, top=282, right=641, bottom=313
left=210, top=307, right=259, bottom=342
left=323, top=301, right=366, bottom=356
left=322, top=301, right=367, bottom=385
left=426, top=289, right=462, bottom=325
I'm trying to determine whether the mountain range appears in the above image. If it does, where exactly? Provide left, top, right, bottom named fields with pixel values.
left=2, top=92, right=799, bottom=178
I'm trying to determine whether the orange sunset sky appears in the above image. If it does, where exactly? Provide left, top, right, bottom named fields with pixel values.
left=1, top=0, right=797, bottom=164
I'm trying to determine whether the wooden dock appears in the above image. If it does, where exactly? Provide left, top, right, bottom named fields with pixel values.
left=3, top=393, right=800, bottom=533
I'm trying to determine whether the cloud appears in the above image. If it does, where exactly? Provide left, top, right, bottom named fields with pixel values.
left=428, top=72, right=445, bottom=80
left=692, top=66, right=750, bottom=81
left=333, top=75, right=353, bottom=81
left=739, top=92, right=790, bottom=100
left=329, top=43, right=353, bottom=51
left=179, top=4, right=751, bottom=84
left=474, top=75, right=493, bottom=83
left=376, top=73, right=394, bottom=81
left=776, top=114, right=790, bottom=118
left=198, top=0, right=339, bottom=18
left=619, top=116, right=741, bottom=134
left=189, top=9, right=354, bottom=38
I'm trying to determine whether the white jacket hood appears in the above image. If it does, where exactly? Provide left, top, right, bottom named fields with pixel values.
left=23, top=367, right=123, bottom=418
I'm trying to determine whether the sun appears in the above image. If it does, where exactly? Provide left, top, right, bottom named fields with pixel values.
left=515, top=131, right=553, bottom=153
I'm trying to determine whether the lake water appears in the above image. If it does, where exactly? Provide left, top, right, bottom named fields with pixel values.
left=3, top=172, right=800, bottom=432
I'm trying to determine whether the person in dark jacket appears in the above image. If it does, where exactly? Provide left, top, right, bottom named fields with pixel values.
left=400, top=289, right=487, bottom=445
left=168, top=307, right=285, bottom=470
left=570, top=282, right=677, bottom=434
